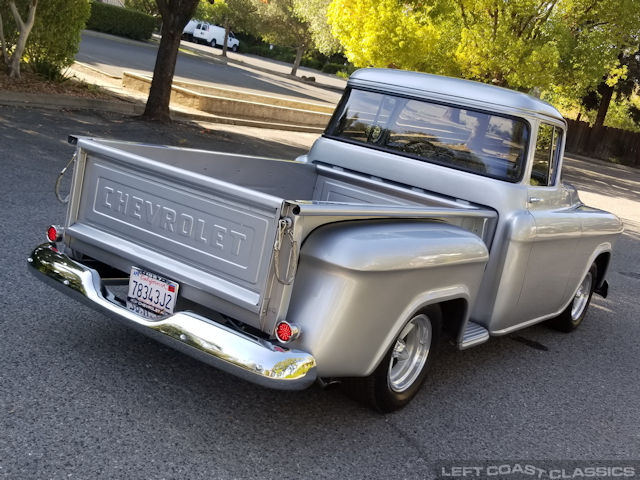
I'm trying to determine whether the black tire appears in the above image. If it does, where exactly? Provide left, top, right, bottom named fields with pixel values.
left=342, top=304, right=442, bottom=413
left=547, top=263, right=597, bottom=333
left=209, top=39, right=217, bottom=48
left=231, top=45, right=238, bottom=52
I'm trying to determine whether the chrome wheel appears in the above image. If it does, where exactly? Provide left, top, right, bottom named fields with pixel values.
left=387, top=314, right=432, bottom=393
left=571, top=271, right=593, bottom=322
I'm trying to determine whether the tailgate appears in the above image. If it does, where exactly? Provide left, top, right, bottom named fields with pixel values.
left=64, top=138, right=285, bottom=329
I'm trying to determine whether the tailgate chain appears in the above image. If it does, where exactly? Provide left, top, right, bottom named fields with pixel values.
left=274, top=218, right=298, bottom=285
left=55, top=152, right=76, bottom=204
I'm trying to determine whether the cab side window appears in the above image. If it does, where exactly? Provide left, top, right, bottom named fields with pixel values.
left=531, top=124, right=563, bottom=186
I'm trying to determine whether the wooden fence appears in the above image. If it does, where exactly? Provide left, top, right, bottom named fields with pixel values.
left=565, top=120, right=640, bottom=167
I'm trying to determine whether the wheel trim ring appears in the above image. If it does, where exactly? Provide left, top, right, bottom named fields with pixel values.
left=571, top=271, right=593, bottom=322
left=387, top=314, right=432, bottom=393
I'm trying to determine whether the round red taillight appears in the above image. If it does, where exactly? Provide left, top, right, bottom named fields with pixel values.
left=276, top=322, right=292, bottom=342
left=47, top=226, right=58, bottom=243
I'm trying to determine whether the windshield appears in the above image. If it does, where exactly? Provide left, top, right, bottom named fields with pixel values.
left=327, top=89, right=530, bottom=182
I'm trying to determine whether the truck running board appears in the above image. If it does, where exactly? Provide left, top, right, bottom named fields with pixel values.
left=460, top=321, right=490, bottom=349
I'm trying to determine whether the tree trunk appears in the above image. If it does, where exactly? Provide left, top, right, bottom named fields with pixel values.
left=291, top=45, right=305, bottom=76
left=8, top=0, right=38, bottom=80
left=143, top=26, right=181, bottom=122
left=0, top=12, right=9, bottom=66
left=142, top=0, right=199, bottom=122
left=594, top=83, right=614, bottom=128
left=222, top=17, right=229, bottom=58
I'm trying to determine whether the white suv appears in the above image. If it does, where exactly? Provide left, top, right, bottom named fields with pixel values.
left=193, top=22, right=240, bottom=52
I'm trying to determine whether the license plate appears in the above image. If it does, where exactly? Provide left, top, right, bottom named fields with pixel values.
left=127, top=267, right=179, bottom=315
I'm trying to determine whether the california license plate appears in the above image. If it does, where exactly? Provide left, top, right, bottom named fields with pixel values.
left=127, top=267, right=179, bottom=315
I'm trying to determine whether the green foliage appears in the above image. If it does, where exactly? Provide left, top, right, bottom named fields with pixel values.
left=27, top=0, right=91, bottom=75
left=195, top=0, right=257, bottom=33
left=86, top=1, right=157, bottom=41
left=321, top=62, right=342, bottom=74
left=601, top=95, right=640, bottom=132
left=292, top=0, right=341, bottom=55
left=124, top=0, right=159, bottom=17
left=256, top=0, right=311, bottom=50
left=0, top=0, right=90, bottom=79
left=328, top=0, right=640, bottom=99
left=328, top=0, right=458, bottom=74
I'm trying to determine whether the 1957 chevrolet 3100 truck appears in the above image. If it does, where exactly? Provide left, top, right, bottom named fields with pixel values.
left=29, top=69, right=623, bottom=412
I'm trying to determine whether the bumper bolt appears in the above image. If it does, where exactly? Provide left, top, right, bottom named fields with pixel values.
left=63, top=280, right=70, bottom=286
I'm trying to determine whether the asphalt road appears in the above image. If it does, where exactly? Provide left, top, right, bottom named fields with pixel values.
left=76, top=32, right=342, bottom=105
left=1, top=106, right=639, bottom=479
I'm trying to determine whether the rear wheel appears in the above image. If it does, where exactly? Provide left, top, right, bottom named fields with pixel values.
left=209, top=39, right=217, bottom=48
left=342, top=305, right=441, bottom=412
left=547, top=263, right=597, bottom=332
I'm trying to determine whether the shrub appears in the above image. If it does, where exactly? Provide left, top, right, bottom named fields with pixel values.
left=86, top=1, right=156, bottom=41
left=1, top=0, right=91, bottom=79
left=321, top=62, right=342, bottom=74
left=27, top=0, right=92, bottom=76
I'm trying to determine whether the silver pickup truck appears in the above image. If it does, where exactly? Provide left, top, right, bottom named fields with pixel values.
left=29, top=69, right=623, bottom=412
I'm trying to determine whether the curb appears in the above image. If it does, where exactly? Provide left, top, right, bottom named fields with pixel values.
left=74, top=61, right=122, bottom=80
left=0, top=92, right=323, bottom=134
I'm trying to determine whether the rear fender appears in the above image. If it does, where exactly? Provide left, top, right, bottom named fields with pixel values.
left=285, top=220, right=489, bottom=377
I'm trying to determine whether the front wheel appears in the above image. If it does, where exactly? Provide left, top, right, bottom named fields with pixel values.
left=547, top=264, right=597, bottom=332
left=342, top=305, right=441, bottom=412
left=231, top=45, right=238, bottom=52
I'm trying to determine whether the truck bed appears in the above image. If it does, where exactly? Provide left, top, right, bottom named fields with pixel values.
left=64, top=137, right=497, bottom=333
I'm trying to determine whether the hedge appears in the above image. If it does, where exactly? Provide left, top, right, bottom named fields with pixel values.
left=86, top=1, right=156, bottom=41
left=1, top=0, right=91, bottom=79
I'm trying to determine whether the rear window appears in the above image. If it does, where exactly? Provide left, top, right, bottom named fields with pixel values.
left=327, top=89, right=530, bottom=182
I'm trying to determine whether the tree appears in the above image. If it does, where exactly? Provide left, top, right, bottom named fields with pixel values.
left=581, top=47, right=640, bottom=127
left=142, top=0, right=200, bottom=122
left=328, top=0, right=457, bottom=75
left=0, top=11, right=8, bottom=65
left=256, top=0, right=313, bottom=76
left=196, top=0, right=258, bottom=57
left=292, top=0, right=341, bottom=55
left=328, top=0, right=640, bottom=95
left=0, top=0, right=38, bottom=79
left=26, top=0, right=91, bottom=79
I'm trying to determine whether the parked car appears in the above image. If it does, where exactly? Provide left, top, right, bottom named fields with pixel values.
left=182, top=19, right=199, bottom=42
left=29, top=69, right=622, bottom=412
left=193, top=22, right=239, bottom=52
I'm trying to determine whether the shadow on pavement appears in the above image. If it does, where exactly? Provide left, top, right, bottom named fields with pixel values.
left=0, top=105, right=308, bottom=163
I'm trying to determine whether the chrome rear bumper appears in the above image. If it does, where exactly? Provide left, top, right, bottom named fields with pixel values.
left=28, top=243, right=317, bottom=390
